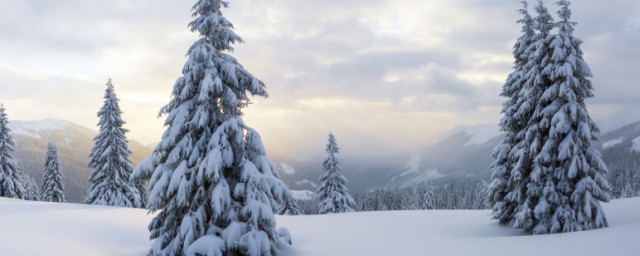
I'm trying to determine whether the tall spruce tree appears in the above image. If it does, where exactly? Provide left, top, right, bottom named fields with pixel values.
left=145, top=1, right=293, bottom=255
left=490, top=0, right=536, bottom=224
left=317, top=133, right=355, bottom=214
left=0, top=105, right=25, bottom=199
left=41, top=142, right=65, bottom=202
left=85, top=79, right=142, bottom=208
left=509, top=0, right=557, bottom=232
left=521, top=0, right=610, bottom=234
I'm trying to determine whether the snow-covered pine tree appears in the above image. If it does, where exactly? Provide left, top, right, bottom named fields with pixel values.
left=317, top=133, right=356, bottom=214
left=421, top=180, right=436, bottom=210
left=84, top=79, right=142, bottom=208
left=519, top=0, right=611, bottom=234
left=131, top=157, right=153, bottom=208
left=145, top=1, right=293, bottom=255
left=41, top=142, right=65, bottom=202
left=508, top=0, right=557, bottom=231
left=489, top=0, right=536, bottom=225
left=0, top=105, right=25, bottom=199
left=278, top=196, right=301, bottom=215
left=621, top=182, right=635, bottom=198
left=21, top=175, right=40, bottom=201
left=475, top=180, right=491, bottom=210
left=404, top=186, right=420, bottom=210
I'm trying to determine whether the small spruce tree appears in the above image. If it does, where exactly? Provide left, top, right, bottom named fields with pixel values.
left=41, top=142, right=65, bottom=202
left=278, top=196, right=301, bottom=216
left=21, top=175, right=40, bottom=201
left=421, top=180, right=436, bottom=210
left=317, top=133, right=356, bottom=214
left=0, top=105, right=25, bottom=199
left=84, top=79, right=142, bottom=207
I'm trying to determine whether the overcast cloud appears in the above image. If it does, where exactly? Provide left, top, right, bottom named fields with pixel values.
left=0, top=0, right=638, bottom=157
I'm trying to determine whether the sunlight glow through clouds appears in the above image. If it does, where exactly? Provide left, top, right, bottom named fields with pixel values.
left=0, top=0, right=638, bottom=157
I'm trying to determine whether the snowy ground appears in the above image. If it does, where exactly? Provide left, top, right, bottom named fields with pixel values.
left=0, top=197, right=638, bottom=256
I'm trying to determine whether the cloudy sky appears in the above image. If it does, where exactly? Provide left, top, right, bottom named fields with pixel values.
left=0, top=0, right=638, bottom=157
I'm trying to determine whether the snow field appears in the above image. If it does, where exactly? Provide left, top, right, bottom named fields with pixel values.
left=1, top=197, right=639, bottom=256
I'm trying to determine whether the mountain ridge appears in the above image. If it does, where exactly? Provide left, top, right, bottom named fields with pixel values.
left=9, top=119, right=153, bottom=203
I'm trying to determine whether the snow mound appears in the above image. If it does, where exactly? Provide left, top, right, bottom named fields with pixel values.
left=0, top=198, right=152, bottom=256
left=279, top=163, right=296, bottom=175
left=8, top=119, right=74, bottom=139
left=1, top=197, right=639, bottom=256
left=603, top=137, right=624, bottom=149
left=295, top=179, right=318, bottom=188
left=631, top=136, right=640, bottom=153
left=290, top=190, right=316, bottom=201
left=451, top=124, right=502, bottom=147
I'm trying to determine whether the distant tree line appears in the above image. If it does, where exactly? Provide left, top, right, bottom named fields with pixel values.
left=296, top=180, right=491, bottom=215
left=608, top=166, right=640, bottom=199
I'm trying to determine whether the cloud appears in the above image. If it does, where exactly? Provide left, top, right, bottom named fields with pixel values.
left=0, top=0, right=639, bottom=157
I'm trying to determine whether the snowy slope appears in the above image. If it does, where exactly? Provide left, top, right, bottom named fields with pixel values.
left=603, top=137, right=624, bottom=149
left=0, top=198, right=152, bottom=256
left=275, top=124, right=504, bottom=193
left=290, top=190, right=316, bottom=201
left=1, top=197, right=639, bottom=256
left=7, top=119, right=153, bottom=202
left=632, top=136, right=640, bottom=153
left=451, top=123, right=502, bottom=147
left=9, top=119, right=72, bottom=138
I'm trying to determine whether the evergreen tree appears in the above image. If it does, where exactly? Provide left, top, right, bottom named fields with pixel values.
left=85, top=79, right=142, bottom=208
left=145, top=1, right=292, bottom=255
left=509, top=0, right=558, bottom=232
left=0, top=105, right=25, bottom=199
left=421, top=180, right=436, bottom=210
left=519, top=0, right=610, bottom=234
left=21, top=175, right=40, bottom=201
left=132, top=157, right=155, bottom=208
left=504, top=1, right=610, bottom=234
left=317, top=133, right=355, bottom=214
left=621, top=182, right=635, bottom=198
left=41, top=142, right=65, bottom=202
left=278, top=196, right=301, bottom=215
left=490, top=0, right=536, bottom=225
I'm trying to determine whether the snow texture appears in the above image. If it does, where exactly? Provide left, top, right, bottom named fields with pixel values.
left=41, top=142, right=65, bottom=202
left=84, top=79, right=142, bottom=208
left=317, top=133, right=356, bottom=214
left=1, top=197, right=640, bottom=256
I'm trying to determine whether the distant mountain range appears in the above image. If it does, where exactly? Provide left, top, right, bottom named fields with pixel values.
left=9, top=119, right=640, bottom=202
left=275, top=122, right=640, bottom=194
left=273, top=124, right=503, bottom=194
left=598, top=122, right=640, bottom=171
left=9, top=119, right=152, bottom=203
